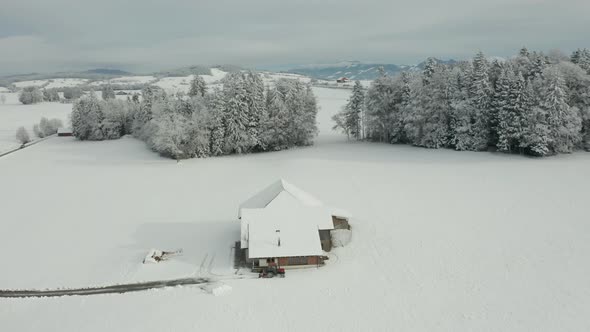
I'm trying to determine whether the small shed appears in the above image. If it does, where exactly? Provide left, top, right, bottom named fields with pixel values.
left=57, top=128, right=73, bottom=137
left=336, top=77, right=350, bottom=83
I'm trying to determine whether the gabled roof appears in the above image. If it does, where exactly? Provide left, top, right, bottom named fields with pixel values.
left=242, top=205, right=326, bottom=258
left=238, top=179, right=324, bottom=218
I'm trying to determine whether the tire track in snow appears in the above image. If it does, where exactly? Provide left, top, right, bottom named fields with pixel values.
left=0, top=277, right=210, bottom=298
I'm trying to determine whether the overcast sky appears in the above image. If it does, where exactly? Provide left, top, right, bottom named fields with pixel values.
left=0, top=0, right=588, bottom=75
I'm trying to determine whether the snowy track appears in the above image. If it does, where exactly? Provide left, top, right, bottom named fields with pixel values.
left=0, top=277, right=209, bottom=298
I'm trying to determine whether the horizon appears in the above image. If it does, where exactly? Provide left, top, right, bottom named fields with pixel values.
left=1, top=0, right=588, bottom=75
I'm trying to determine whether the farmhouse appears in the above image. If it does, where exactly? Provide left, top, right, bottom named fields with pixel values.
left=238, top=179, right=350, bottom=270
left=336, top=77, right=350, bottom=83
left=57, top=128, right=73, bottom=137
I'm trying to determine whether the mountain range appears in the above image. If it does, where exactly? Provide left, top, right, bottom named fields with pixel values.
left=286, top=59, right=457, bottom=80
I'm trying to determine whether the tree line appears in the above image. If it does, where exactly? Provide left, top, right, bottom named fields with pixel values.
left=70, top=72, right=318, bottom=159
left=334, top=48, right=590, bottom=156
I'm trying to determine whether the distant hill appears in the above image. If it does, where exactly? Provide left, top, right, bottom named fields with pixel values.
left=287, top=59, right=458, bottom=80
left=84, top=68, right=132, bottom=75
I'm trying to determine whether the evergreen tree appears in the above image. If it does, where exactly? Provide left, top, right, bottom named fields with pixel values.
left=71, top=94, right=104, bottom=140
left=469, top=51, right=492, bottom=149
left=497, top=72, right=528, bottom=152
left=188, top=75, right=207, bottom=97
left=102, top=84, right=115, bottom=100
left=344, top=81, right=364, bottom=139
left=542, top=72, right=582, bottom=153
left=422, top=57, right=437, bottom=85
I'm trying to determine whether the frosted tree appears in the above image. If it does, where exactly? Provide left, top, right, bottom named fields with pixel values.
left=406, top=68, right=452, bottom=148
left=43, top=89, right=60, bottom=102
left=262, top=86, right=290, bottom=149
left=206, top=89, right=226, bottom=156
left=469, top=51, right=492, bottom=150
left=335, top=80, right=364, bottom=139
left=33, top=124, right=41, bottom=138
left=243, top=72, right=267, bottom=148
left=19, top=87, right=44, bottom=104
left=147, top=100, right=187, bottom=160
left=102, top=99, right=132, bottom=139
left=219, top=72, right=256, bottom=153
left=0, top=94, right=6, bottom=104
left=520, top=81, right=551, bottom=156
left=489, top=66, right=511, bottom=146
left=542, top=70, right=582, bottom=153
left=365, top=73, right=398, bottom=142
left=529, top=52, right=548, bottom=79
left=188, top=75, right=207, bottom=97
left=571, top=48, right=590, bottom=74
left=422, top=57, right=437, bottom=85
left=63, top=87, right=83, bottom=100
left=16, top=127, right=31, bottom=145
left=497, top=72, right=528, bottom=152
left=102, top=84, right=116, bottom=100
left=71, top=94, right=104, bottom=140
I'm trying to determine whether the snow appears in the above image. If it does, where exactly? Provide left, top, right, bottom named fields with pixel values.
left=200, top=68, right=228, bottom=84
left=1, top=87, right=590, bottom=331
left=13, top=80, right=47, bottom=88
left=13, top=78, right=88, bottom=89
left=0, top=93, right=71, bottom=153
left=45, top=78, right=88, bottom=89
left=0, top=87, right=9, bottom=92
left=110, top=76, right=156, bottom=85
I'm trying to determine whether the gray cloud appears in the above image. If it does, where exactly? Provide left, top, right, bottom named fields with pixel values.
left=0, top=0, right=588, bottom=75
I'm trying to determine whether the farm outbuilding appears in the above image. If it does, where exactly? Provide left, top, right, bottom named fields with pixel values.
left=57, top=128, right=73, bottom=137
left=238, top=179, right=350, bottom=270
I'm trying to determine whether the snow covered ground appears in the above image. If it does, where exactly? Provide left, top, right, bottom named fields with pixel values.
left=13, top=78, right=88, bottom=89
left=0, top=93, right=71, bottom=153
left=1, top=87, right=590, bottom=331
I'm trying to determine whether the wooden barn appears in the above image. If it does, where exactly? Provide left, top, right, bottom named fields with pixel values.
left=238, top=179, right=350, bottom=270
left=57, top=128, right=73, bottom=137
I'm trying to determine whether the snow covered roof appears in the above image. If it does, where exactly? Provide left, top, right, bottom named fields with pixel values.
left=239, top=179, right=323, bottom=217
left=241, top=200, right=327, bottom=259
left=57, top=127, right=72, bottom=134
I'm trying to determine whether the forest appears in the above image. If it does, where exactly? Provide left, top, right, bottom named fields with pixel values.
left=335, top=48, right=590, bottom=156
left=70, top=72, right=318, bottom=159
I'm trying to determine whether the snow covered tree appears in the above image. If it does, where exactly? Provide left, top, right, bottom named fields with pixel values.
left=334, top=81, right=365, bottom=139
left=497, top=72, right=529, bottom=152
left=219, top=72, right=258, bottom=154
left=102, top=84, right=115, bottom=100
left=365, top=73, right=399, bottom=142
left=206, top=89, right=226, bottom=156
left=63, top=87, right=83, bottom=100
left=468, top=51, right=492, bottom=149
left=43, top=89, right=60, bottom=102
left=188, top=75, right=207, bottom=97
left=19, top=87, right=43, bottom=104
left=146, top=100, right=187, bottom=160
left=261, top=86, right=290, bottom=149
left=71, top=94, right=104, bottom=140
left=422, top=57, right=437, bottom=85
left=0, top=94, right=6, bottom=104
left=15, top=126, right=31, bottom=145
left=542, top=70, right=582, bottom=153
left=405, top=68, right=452, bottom=148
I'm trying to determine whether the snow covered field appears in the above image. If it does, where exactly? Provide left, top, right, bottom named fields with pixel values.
left=0, top=93, right=71, bottom=153
left=1, top=87, right=590, bottom=331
